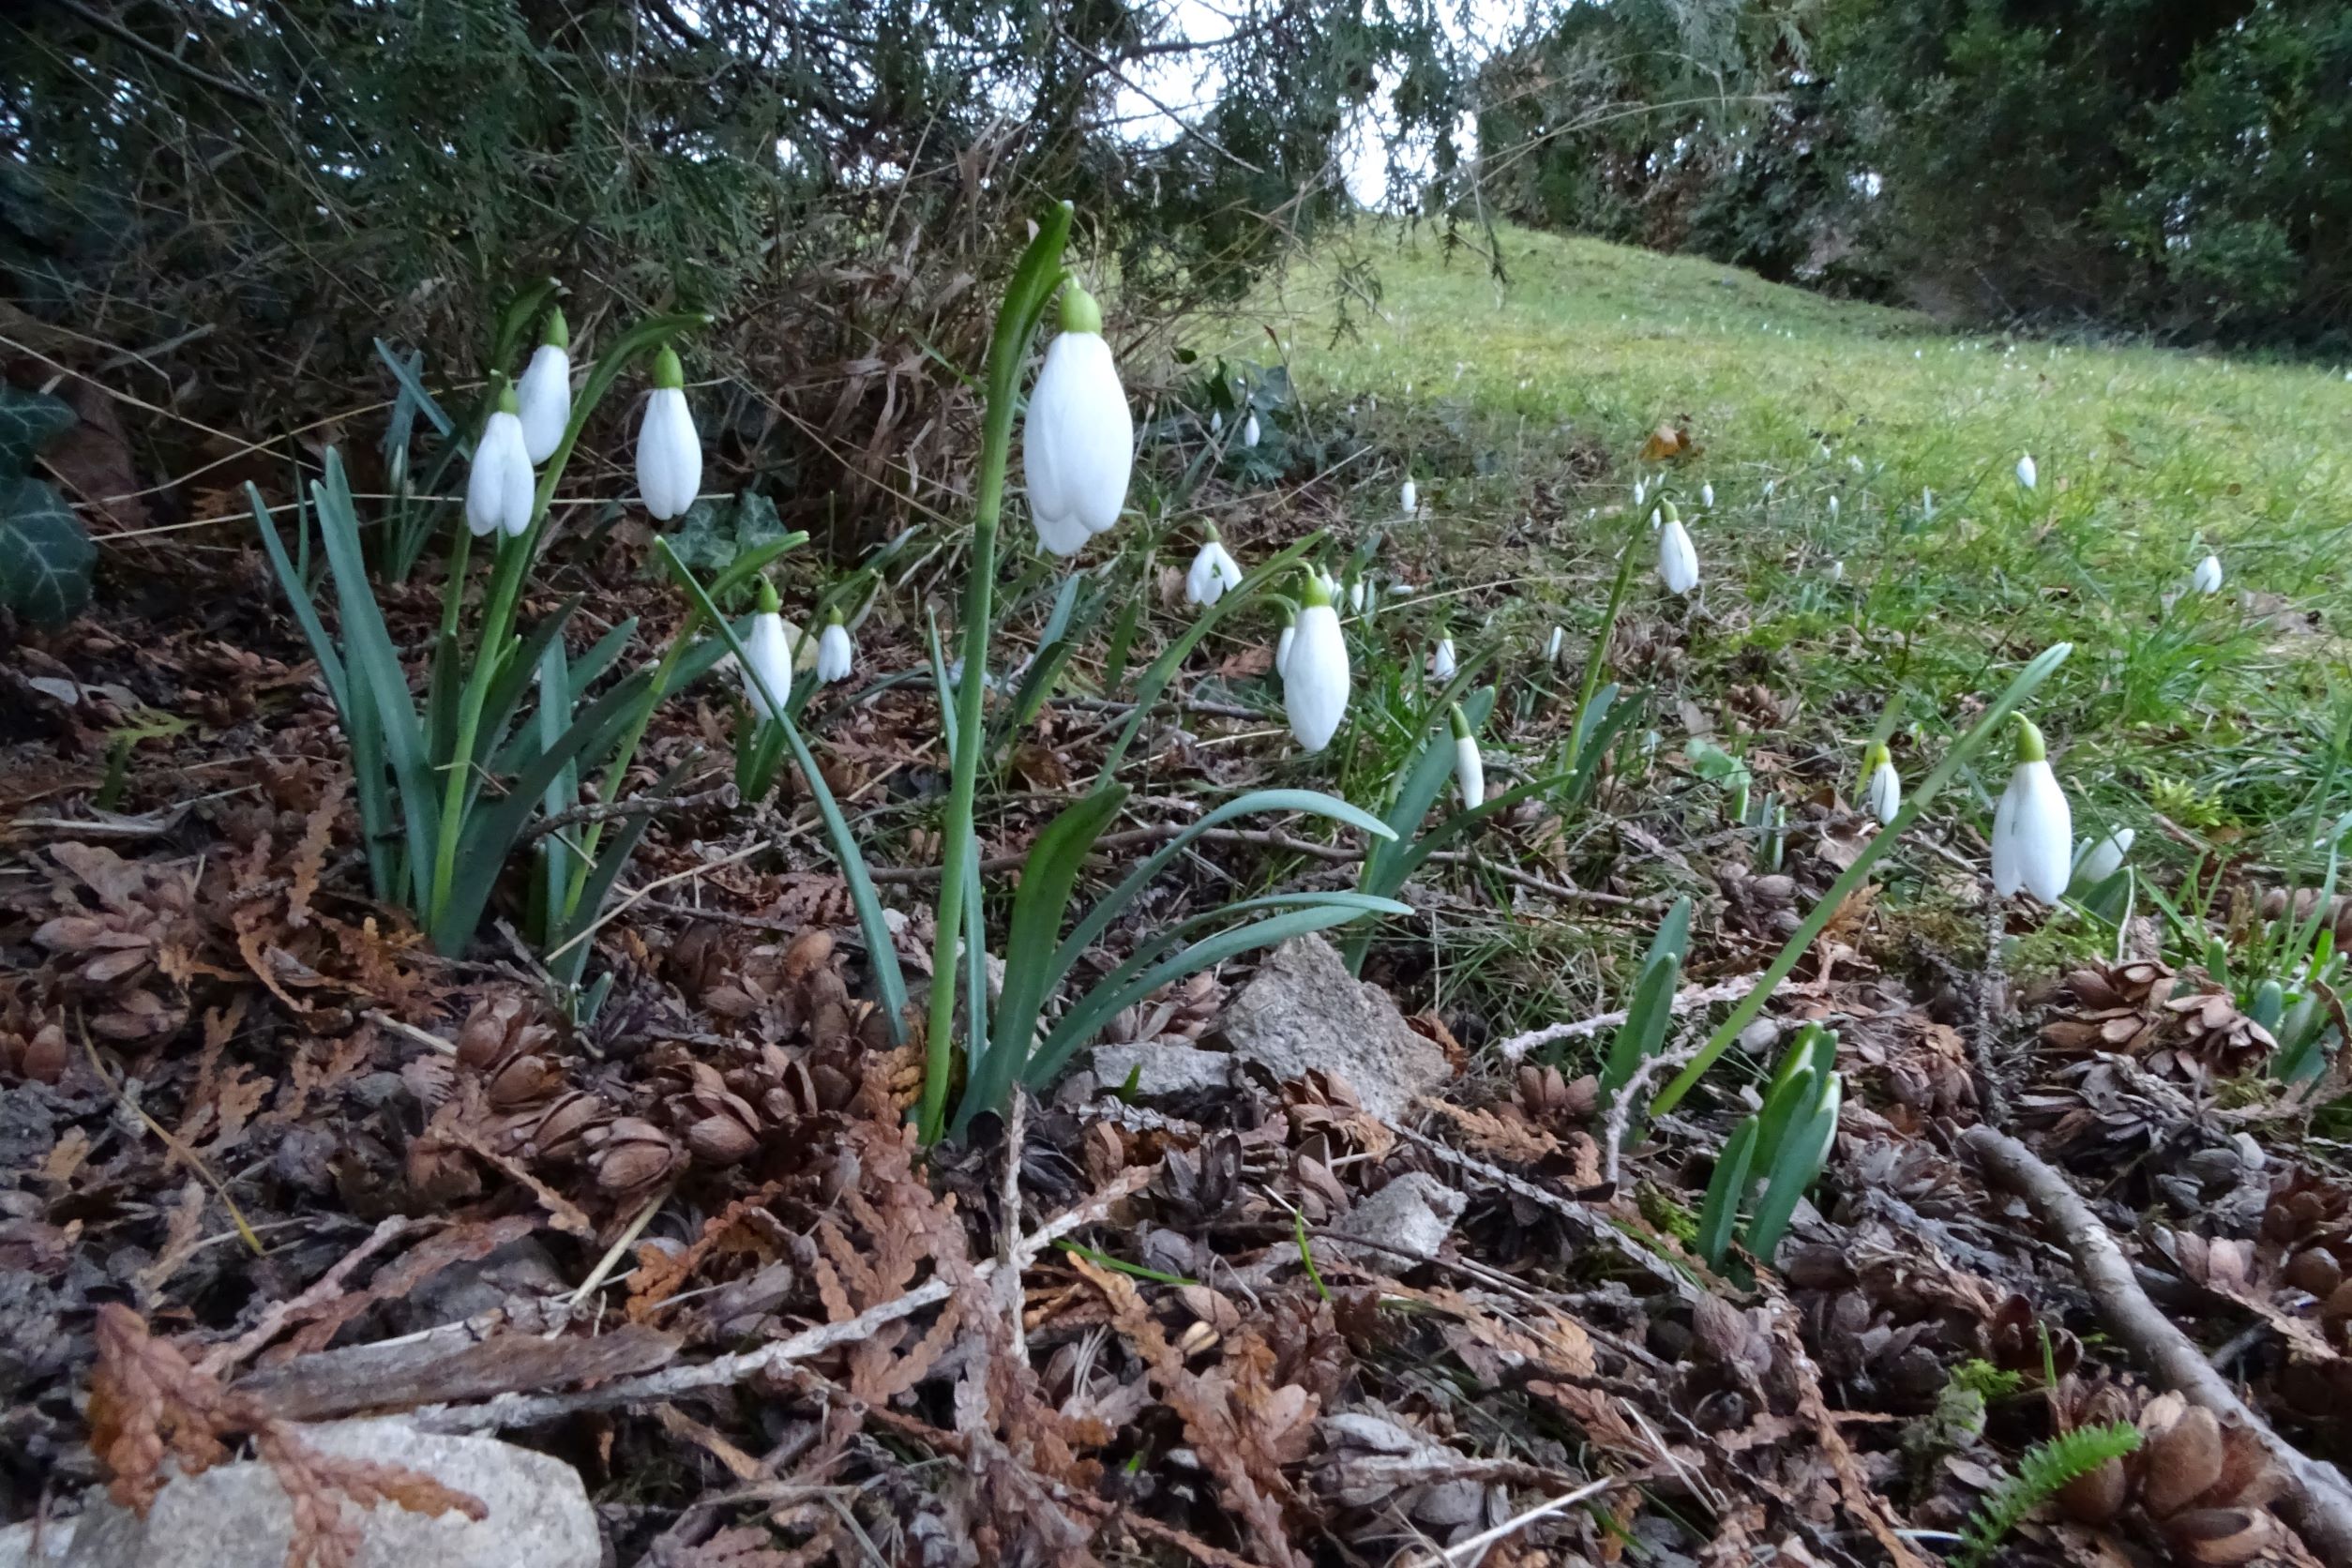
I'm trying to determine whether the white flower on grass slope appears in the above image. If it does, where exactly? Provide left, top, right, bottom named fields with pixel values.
left=1241, top=412, right=1260, bottom=448
left=1184, top=531, right=1244, bottom=607
left=2074, top=826, right=2135, bottom=888
left=2016, top=453, right=2039, bottom=490
left=1657, top=506, right=1699, bottom=596
left=515, top=307, right=572, bottom=464
left=1450, top=703, right=1485, bottom=809
left=637, top=346, right=702, bottom=521
left=464, top=388, right=535, bottom=539
left=1545, top=625, right=1566, bottom=665
left=1991, top=715, right=2073, bottom=903
left=1023, top=282, right=1132, bottom=556
left=1700, top=482, right=1714, bottom=509
left=2192, top=553, right=2224, bottom=595
left=1283, top=574, right=1349, bottom=753
left=741, top=580, right=803, bottom=720
left=1400, top=478, right=1418, bottom=518
left=1428, top=638, right=1456, bottom=682
left=816, top=611, right=854, bottom=685
left=1862, top=741, right=1900, bottom=822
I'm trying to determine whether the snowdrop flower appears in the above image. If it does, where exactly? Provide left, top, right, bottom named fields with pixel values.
left=1400, top=478, right=1418, bottom=517
left=2073, top=827, right=2134, bottom=888
left=1348, top=578, right=1368, bottom=615
left=1023, top=283, right=1132, bottom=555
left=1847, top=454, right=1864, bottom=475
left=1450, top=704, right=1484, bottom=808
left=1862, top=741, right=1900, bottom=822
left=1922, top=488, right=1935, bottom=520
left=1762, top=478, right=1777, bottom=499
left=1184, top=530, right=1245, bottom=607
left=1700, top=482, right=1714, bottom=509
left=2015, top=453, right=2038, bottom=490
left=637, top=346, right=702, bottom=521
left=1828, top=495, right=1840, bottom=521
left=815, top=610, right=854, bottom=685
left=741, top=580, right=801, bottom=720
left=1210, top=409, right=1223, bottom=436
left=464, top=388, right=535, bottom=539
left=1275, top=601, right=1296, bottom=677
left=1825, top=559, right=1845, bottom=583
left=1283, top=573, right=1349, bottom=753
left=1429, top=638, right=1457, bottom=682
left=1545, top=625, right=1566, bottom=665
left=2192, top=553, right=2224, bottom=595
left=1651, top=506, right=1662, bottom=530
left=1241, top=411, right=1260, bottom=448
left=1657, top=507, right=1698, bottom=596
left=1991, top=715, right=2073, bottom=902
left=515, top=307, right=572, bottom=464
left=1633, top=477, right=1648, bottom=506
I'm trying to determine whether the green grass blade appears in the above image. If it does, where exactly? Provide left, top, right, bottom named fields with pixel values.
left=1598, top=947, right=1684, bottom=1102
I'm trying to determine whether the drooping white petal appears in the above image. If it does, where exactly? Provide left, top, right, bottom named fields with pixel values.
left=1700, top=482, right=1715, bottom=508
left=1211, top=541, right=1244, bottom=595
left=638, top=387, right=701, bottom=520
left=2016, top=454, right=2038, bottom=490
left=1284, top=604, right=1349, bottom=752
left=1241, top=412, right=1260, bottom=448
left=1992, top=758, right=2073, bottom=901
left=817, top=623, right=854, bottom=684
left=1545, top=626, right=1565, bottom=664
left=1275, top=624, right=1295, bottom=676
left=2074, top=827, right=2134, bottom=887
left=1658, top=518, right=1699, bottom=596
left=1429, top=639, right=1456, bottom=681
left=1023, top=332, right=1133, bottom=552
left=515, top=344, right=572, bottom=464
left=1828, top=495, right=1840, bottom=521
left=1454, top=734, right=1485, bottom=808
left=1184, top=549, right=1215, bottom=606
left=1400, top=479, right=1417, bottom=517
left=1865, top=761, right=1901, bottom=822
left=465, top=410, right=535, bottom=538
left=1348, top=580, right=1366, bottom=614
left=2192, top=554, right=2224, bottom=595
left=741, top=611, right=799, bottom=719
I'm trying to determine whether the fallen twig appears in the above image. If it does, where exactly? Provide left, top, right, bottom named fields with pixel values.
left=1496, top=973, right=1777, bottom=1063
left=1408, top=1475, right=1620, bottom=1567
left=412, top=1165, right=1151, bottom=1432
left=1965, top=1123, right=2352, bottom=1568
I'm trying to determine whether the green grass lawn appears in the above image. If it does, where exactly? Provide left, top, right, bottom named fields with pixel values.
left=1187, top=221, right=2352, bottom=1036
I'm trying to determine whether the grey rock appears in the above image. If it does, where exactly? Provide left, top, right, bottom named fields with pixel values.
left=60, top=1417, right=597, bottom=1568
left=393, top=1237, right=565, bottom=1334
left=1327, top=1173, right=1464, bottom=1267
left=1086, top=1044, right=1231, bottom=1101
left=1215, top=935, right=1450, bottom=1121
left=0, top=1519, right=73, bottom=1567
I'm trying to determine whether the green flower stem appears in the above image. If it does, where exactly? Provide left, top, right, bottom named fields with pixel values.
left=1572, top=515, right=1643, bottom=745
left=425, top=311, right=708, bottom=943
left=1649, top=641, right=2073, bottom=1117
left=916, top=203, right=1076, bottom=1146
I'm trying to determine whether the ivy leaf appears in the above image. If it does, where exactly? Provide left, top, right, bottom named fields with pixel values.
left=0, top=386, right=77, bottom=475
left=0, top=477, right=96, bottom=626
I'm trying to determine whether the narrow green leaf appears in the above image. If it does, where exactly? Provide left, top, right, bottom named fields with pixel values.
left=957, top=784, right=1132, bottom=1134
left=1598, top=947, right=1683, bottom=1101
left=372, top=339, right=455, bottom=437
left=1696, top=1115, right=1759, bottom=1270
left=1741, top=1076, right=1840, bottom=1265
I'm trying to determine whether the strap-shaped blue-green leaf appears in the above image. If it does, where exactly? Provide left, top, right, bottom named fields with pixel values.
left=657, top=537, right=910, bottom=1041
left=1742, top=1076, right=1840, bottom=1266
left=312, top=451, right=439, bottom=912
left=1042, top=788, right=1396, bottom=1011
left=547, top=757, right=692, bottom=988
left=1357, top=685, right=1500, bottom=905
left=373, top=339, right=455, bottom=438
left=1598, top=945, right=1683, bottom=1102
left=957, top=784, right=1132, bottom=1134
left=1024, top=895, right=1410, bottom=1089
left=535, top=636, right=580, bottom=928
left=1696, top=1114, right=1759, bottom=1270
left=432, top=664, right=656, bottom=952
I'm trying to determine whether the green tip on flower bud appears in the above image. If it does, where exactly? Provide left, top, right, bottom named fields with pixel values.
left=496, top=385, right=520, bottom=415
left=1448, top=702, right=1473, bottom=741
left=1663, top=500, right=1681, bottom=524
left=652, top=344, right=685, bottom=390
left=825, top=605, right=843, bottom=627
left=542, top=305, right=569, bottom=350
left=2011, top=713, right=2047, bottom=763
left=1863, top=740, right=1891, bottom=769
left=757, top=577, right=780, bottom=614
left=1060, top=281, right=1103, bottom=336
left=1299, top=569, right=1334, bottom=609
left=1200, top=521, right=1221, bottom=542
